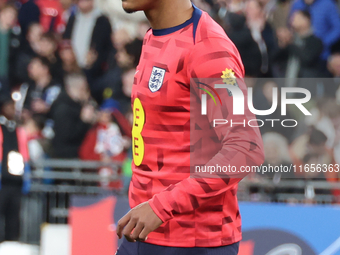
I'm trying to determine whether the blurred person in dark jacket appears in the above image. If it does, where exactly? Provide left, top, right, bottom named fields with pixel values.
left=17, top=0, right=40, bottom=44
left=36, top=32, right=64, bottom=84
left=22, top=56, right=61, bottom=117
left=0, top=3, right=21, bottom=88
left=50, top=73, right=96, bottom=158
left=0, top=94, right=31, bottom=242
left=63, top=0, right=113, bottom=84
left=245, top=0, right=278, bottom=77
left=226, top=12, right=262, bottom=77
left=212, top=0, right=244, bottom=26
left=15, top=22, right=43, bottom=83
left=274, top=10, right=323, bottom=92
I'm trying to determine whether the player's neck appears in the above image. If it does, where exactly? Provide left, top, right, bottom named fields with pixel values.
left=144, top=0, right=193, bottom=30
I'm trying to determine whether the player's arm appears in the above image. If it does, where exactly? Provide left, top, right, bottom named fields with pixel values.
left=147, top=37, right=264, bottom=222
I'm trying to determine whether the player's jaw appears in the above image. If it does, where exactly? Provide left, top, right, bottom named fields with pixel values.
left=121, top=0, right=156, bottom=13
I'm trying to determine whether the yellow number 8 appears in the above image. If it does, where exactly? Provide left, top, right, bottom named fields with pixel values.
left=132, top=98, right=145, bottom=166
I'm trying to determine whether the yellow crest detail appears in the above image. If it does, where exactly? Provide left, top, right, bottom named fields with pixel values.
left=221, top=68, right=236, bottom=85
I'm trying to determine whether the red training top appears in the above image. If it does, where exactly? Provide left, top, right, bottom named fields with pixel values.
left=129, top=5, right=264, bottom=247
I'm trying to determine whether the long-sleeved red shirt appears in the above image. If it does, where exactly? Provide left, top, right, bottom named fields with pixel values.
left=129, top=5, right=264, bottom=247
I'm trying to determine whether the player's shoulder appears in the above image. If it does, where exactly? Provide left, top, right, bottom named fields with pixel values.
left=190, top=11, right=245, bottom=77
left=195, top=11, right=230, bottom=44
left=193, top=11, right=238, bottom=56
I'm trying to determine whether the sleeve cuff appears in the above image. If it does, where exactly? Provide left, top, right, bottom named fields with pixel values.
left=148, top=194, right=174, bottom=223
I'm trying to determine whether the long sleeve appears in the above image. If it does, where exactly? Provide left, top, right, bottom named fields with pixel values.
left=148, top=37, right=264, bottom=223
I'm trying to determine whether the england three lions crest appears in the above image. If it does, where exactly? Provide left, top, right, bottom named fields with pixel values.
left=149, top=67, right=165, bottom=92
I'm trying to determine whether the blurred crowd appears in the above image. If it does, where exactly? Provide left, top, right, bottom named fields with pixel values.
left=0, top=0, right=339, bottom=200
left=0, top=0, right=147, bottom=191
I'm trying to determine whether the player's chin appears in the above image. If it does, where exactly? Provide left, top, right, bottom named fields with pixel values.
left=122, top=1, right=139, bottom=13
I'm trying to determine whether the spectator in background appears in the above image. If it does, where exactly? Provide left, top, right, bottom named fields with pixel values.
left=212, top=0, right=230, bottom=25
left=290, top=0, right=340, bottom=62
left=112, top=28, right=131, bottom=52
left=79, top=98, right=131, bottom=190
left=15, top=22, right=43, bottom=83
left=115, top=38, right=142, bottom=112
left=116, top=38, right=142, bottom=71
left=120, top=67, right=135, bottom=114
left=37, top=32, right=64, bottom=84
left=274, top=10, right=323, bottom=89
left=60, top=0, right=77, bottom=32
left=0, top=94, right=31, bottom=242
left=18, top=0, right=40, bottom=43
left=24, top=22, right=43, bottom=54
left=92, top=38, right=142, bottom=107
left=63, top=0, right=113, bottom=84
left=24, top=114, right=47, bottom=165
left=23, top=56, right=61, bottom=116
left=0, top=4, right=21, bottom=88
left=268, top=0, right=292, bottom=77
left=328, top=54, right=340, bottom=78
left=226, top=12, right=262, bottom=77
left=331, top=38, right=340, bottom=56
left=50, top=73, right=96, bottom=158
left=245, top=0, right=278, bottom=77
left=19, top=0, right=64, bottom=34
left=59, top=40, right=81, bottom=75
left=34, top=0, right=64, bottom=33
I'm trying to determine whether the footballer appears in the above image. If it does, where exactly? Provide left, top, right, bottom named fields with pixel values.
left=116, top=0, right=264, bottom=254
